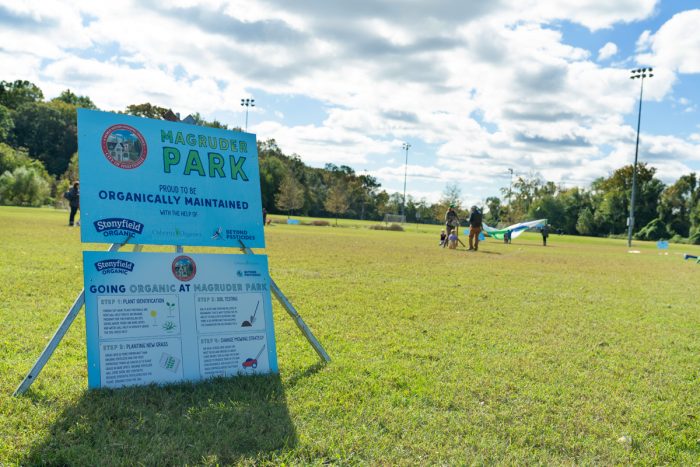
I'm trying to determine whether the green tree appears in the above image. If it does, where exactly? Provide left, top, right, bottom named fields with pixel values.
left=484, top=196, right=503, bottom=225
left=124, top=103, right=171, bottom=119
left=576, top=208, right=595, bottom=235
left=658, top=173, right=697, bottom=237
left=0, top=104, right=13, bottom=141
left=414, top=198, right=433, bottom=224
left=689, top=200, right=700, bottom=243
left=186, top=112, right=235, bottom=130
left=635, top=218, right=669, bottom=241
left=324, top=181, right=350, bottom=226
left=557, top=187, right=592, bottom=234
left=0, top=165, right=51, bottom=206
left=374, top=190, right=390, bottom=219
left=441, top=183, right=462, bottom=210
left=529, top=195, right=565, bottom=230
left=590, top=164, right=664, bottom=236
left=386, top=192, right=404, bottom=218
left=0, top=80, right=43, bottom=109
left=53, top=89, right=97, bottom=109
left=258, top=139, right=291, bottom=212
left=433, top=183, right=464, bottom=223
left=275, top=174, right=305, bottom=218
left=11, top=100, right=77, bottom=175
left=1, top=140, right=49, bottom=174
left=63, top=152, right=79, bottom=184
left=510, top=173, right=542, bottom=221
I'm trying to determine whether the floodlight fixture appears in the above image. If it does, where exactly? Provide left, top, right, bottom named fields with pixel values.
left=240, top=98, right=255, bottom=131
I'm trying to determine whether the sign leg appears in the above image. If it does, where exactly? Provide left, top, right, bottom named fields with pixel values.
left=239, top=242, right=330, bottom=362
left=13, top=242, right=124, bottom=396
left=13, top=291, right=86, bottom=396
left=269, top=278, right=331, bottom=362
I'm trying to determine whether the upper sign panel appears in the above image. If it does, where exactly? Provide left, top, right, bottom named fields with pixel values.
left=78, top=109, right=265, bottom=248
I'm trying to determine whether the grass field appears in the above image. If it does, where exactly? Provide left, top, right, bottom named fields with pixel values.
left=1, top=206, right=699, bottom=464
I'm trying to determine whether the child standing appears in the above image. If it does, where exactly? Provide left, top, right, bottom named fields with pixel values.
left=448, top=231, right=458, bottom=249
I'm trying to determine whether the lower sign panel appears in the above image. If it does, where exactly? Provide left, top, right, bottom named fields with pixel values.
left=84, top=251, right=278, bottom=389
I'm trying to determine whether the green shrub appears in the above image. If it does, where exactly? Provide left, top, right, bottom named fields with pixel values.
left=689, top=230, right=700, bottom=245
left=370, top=223, right=404, bottom=231
left=670, top=234, right=687, bottom=244
left=635, top=218, right=669, bottom=241
left=0, top=165, right=51, bottom=206
left=305, top=220, right=330, bottom=226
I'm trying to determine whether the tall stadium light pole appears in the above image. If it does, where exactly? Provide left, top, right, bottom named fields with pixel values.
left=507, top=168, right=514, bottom=222
left=627, top=68, right=653, bottom=247
left=240, top=98, right=255, bottom=131
left=401, top=142, right=411, bottom=218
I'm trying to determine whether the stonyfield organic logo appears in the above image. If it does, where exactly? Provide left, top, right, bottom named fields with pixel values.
left=94, top=218, right=144, bottom=238
left=101, top=124, right=148, bottom=169
left=94, top=259, right=135, bottom=275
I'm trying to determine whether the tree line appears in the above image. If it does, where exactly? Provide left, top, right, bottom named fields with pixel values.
left=1, top=79, right=698, bottom=243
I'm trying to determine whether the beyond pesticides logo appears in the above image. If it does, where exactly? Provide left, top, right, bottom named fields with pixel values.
left=101, top=124, right=148, bottom=169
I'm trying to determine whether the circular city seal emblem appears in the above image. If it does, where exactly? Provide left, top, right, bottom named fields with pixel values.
left=101, top=124, right=147, bottom=169
left=171, top=255, right=196, bottom=282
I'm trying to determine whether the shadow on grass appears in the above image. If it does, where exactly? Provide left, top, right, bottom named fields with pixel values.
left=285, top=361, right=326, bottom=389
left=459, top=249, right=503, bottom=255
left=24, top=374, right=296, bottom=465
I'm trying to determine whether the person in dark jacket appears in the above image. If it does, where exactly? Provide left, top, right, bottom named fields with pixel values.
left=468, top=206, right=483, bottom=251
left=503, top=229, right=512, bottom=244
left=541, top=224, right=549, bottom=246
left=65, top=181, right=80, bottom=226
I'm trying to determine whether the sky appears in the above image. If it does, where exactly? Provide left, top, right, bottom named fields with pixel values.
left=1, top=0, right=699, bottom=205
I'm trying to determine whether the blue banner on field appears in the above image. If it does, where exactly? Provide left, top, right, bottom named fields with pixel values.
left=83, top=251, right=278, bottom=389
left=78, top=109, right=264, bottom=247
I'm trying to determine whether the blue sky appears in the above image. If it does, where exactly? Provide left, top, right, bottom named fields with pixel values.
left=1, top=0, right=699, bottom=205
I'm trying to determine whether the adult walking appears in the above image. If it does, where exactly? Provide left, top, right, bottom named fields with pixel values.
left=541, top=224, right=549, bottom=246
left=444, top=205, right=459, bottom=248
left=65, top=181, right=80, bottom=227
left=468, top=205, right=483, bottom=251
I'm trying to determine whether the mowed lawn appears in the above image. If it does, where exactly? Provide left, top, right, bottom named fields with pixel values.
left=1, top=206, right=699, bottom=464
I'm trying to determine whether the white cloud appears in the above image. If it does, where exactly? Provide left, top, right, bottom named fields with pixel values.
left=1, top=0, right=698, bottom=203
left=598, top=42, right=618, bottom=61
left=636, top=9, right=700, bottom=73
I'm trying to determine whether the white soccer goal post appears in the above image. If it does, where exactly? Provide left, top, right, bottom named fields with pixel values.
left=383, top=213, right=406, bottom=224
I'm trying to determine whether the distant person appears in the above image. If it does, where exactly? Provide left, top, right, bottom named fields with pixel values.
left=444, top=205, right=459, bottom=248
left=503, top=229, right=511, bottom=244
left=64, top=181, right=80, bottom=227
left=541, top=224, right=550, bottom=246
left=448, top=231, right=458, bottom=249
left=439, top=229, right=447, bottom=247
left=468, top=206, right=482, bottom=251
left=262, top=207, right=268, bottom=225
